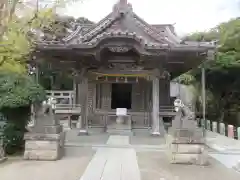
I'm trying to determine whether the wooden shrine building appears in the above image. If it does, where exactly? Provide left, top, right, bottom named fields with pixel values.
left=32, top=0, right=215, bottom=135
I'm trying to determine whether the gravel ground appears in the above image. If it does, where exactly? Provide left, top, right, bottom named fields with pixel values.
left=137, top=151, right=240, bottom=180
left=0, top=147, right=94, bottom=180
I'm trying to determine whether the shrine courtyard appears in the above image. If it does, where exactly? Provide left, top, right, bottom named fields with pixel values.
left=1, top=0, right=240, bottom=179
left=1, top=130, right=240, bottom=180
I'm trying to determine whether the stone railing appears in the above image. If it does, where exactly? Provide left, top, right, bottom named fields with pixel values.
left=55, top=104, right=81, bottom=114
left=45, top=90, right=75, bottom=106
left=197, top=118, right=240, bottom=140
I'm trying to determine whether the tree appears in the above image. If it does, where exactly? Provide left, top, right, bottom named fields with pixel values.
left=182, top=18, right=240, bottom=124
left=0, top=0, right=82, bottom=72
left=0, top=0, right=56, bottom=72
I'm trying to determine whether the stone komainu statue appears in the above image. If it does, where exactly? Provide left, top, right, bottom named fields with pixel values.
left=173, top=99, right=196, bottom=129
left=24, top=97, right=65, bottom=161
left=27, top=97, right=57, bottom=131
left=36, top=97, right=57, bottom=117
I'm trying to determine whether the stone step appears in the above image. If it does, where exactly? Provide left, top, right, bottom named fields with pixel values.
left=170, top=143, right=205, bottom=154
left=168, top=153, right=208, bottom=165
left=107, top=129, right=134, bottom=136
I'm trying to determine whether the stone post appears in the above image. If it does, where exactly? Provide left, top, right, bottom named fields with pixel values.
left=227, top=125, right=234, bottom=138
left=206, top=120, right=211, bottom=131
left=212, top=121, right=218, bottom=133
left=237, top=127, right=240, bottom=140
left=200, top=119, right=206, bottom=130
left=219, top=123, right=225, bottom=135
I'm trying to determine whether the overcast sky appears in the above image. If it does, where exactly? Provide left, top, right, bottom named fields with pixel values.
left=63, top=0, right=240, bottom=35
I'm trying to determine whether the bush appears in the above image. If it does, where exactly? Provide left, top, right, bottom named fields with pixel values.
left=0, top=71, right=46, bottom=154
left=1, top=106, right=30, bottom=154
left=0, top=71, right=46, bottom=109
left=3, top=122, right=25, bottom=154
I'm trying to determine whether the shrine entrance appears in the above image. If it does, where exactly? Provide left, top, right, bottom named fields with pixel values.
left=111, top=83, right=132, bottom=109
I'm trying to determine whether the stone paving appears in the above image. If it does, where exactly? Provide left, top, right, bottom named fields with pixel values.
left=80, top=135, right=141, bottom=180
left=206, top=131, right=240, bottom=171
left=206, top=131, right=240, bottom=152
left=1, top=131, right=240, bottom=180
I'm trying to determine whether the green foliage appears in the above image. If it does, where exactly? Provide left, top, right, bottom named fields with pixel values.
left=0, top=106, right=30, bottom=155
left=177, top=73, right=196, bottom=85
left=3, top=122, right=25, bottom=154
left=0, top=7, right=57, bottom=72
left=0, top=20, right=31, bottom=73
left=184, top=17, right=240, bottom=123
left=183, top=29, right=218, bottom=42
left=0, top=71, right=46, bottom=109
left=0, top=71, right=46, bottom=155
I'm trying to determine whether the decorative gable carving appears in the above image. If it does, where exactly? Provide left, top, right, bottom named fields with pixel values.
left=61, top=0, right=181, bottom=47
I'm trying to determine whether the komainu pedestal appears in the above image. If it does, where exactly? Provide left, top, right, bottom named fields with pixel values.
left=24, top=100, right=65, bottom=161
left=24, top=133, right=65, bottom=160
left=166, top=99, right=208, bottom=165
left=166, top=128, right=208, bottom=165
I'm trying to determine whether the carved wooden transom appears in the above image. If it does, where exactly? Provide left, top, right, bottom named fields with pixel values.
left=108, top=46, right=131, bottom=53
left=109, top=63, right=144, bottom=70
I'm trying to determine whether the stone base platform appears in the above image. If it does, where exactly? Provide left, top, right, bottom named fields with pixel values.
left=166, top=128, right=208, bottom=165
left=24, top=132, right=65, bottom=161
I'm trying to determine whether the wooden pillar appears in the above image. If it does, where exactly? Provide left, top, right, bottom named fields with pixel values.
left=73, top=78, right=77, bottom=105
left=151, top=77, right=165, bottom=136
left=151, top=77, right=160, bottom=135
left=78, top=78, right=88, bottom=135
left=76, top=81, right=81, bottom=128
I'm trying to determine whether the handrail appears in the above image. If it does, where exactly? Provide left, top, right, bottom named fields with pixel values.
left=55, top=104, right=81, bottom=109
left=159, top=106, right=175, bottom=112
left=46, top=90, right=74, bottom=93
